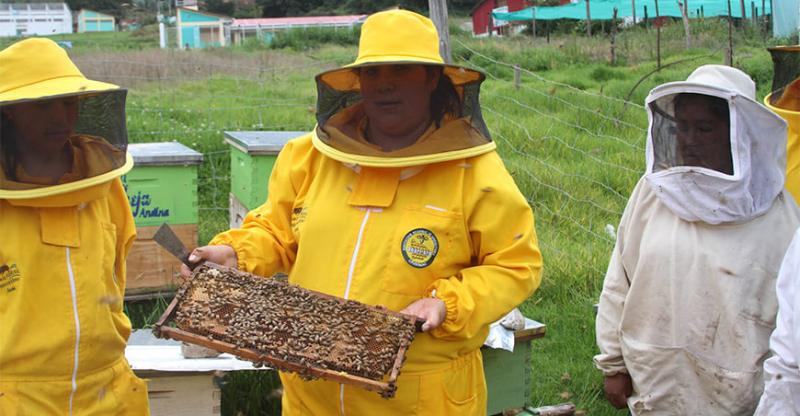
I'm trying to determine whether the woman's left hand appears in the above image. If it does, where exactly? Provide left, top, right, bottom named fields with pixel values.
left=400, top=297, right=447, bottom=332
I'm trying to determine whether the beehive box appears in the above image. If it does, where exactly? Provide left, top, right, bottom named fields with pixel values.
left=124, top=142, right=203, bottom=299
left=125, top=329, right=259, bottom=416
left=482, top=318, right=546, bottom=415
left=223, top=131, right=306, bottom=228
left=154, top=263, right=419, bottom=398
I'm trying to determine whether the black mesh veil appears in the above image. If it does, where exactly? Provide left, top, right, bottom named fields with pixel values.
left=315, top=66, right=492, bottom=142
left=0, top=89, right=128, bottom=191
left=649, top=98, right=681, bottom=172
left=769, top=46, right=800, bottom=105
left=74, top=90, right=128, bottom=151
left=316, top=82, right=362, bottom=128
left=648, top=92, right=733, bottom=175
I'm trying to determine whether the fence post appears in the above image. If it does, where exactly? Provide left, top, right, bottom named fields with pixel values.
left=679, top=1, right=692, bottom=49
left=632, top=0, right=636, bottom=24
left=655, top=0, right=661, bottom=68
left=740, top=0, right=746, bottom=24
left=429, top=0, right=452, bottom=63
left=531, top=7, right=537, bottom=41
left=488, top=9, right=494, bottom=37
left=727, top=0, right=734, bottom=66
left=644, top=5, right=648, bottom=28
left=611, top=7, right=618, bottom=65
left=586, top=0, right=592, bottom=36
left=769, top=0, right=773, bottom=34
left=546, top=20, right=551, bottom=43
left=514, top=64, right=521, bottom=90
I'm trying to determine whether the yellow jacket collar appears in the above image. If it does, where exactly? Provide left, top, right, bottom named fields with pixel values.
left=0, top=153, right=132, bottom=203
left=5, top=180, right=113, bottom=208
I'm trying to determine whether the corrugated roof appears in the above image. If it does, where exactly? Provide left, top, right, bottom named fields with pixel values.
left=1, top=3, right=69, bottom=11
left=231, top=15, right=366, bottom=28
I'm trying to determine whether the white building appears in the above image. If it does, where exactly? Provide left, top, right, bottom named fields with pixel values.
left=0, top=3, right=72, bottom=37
left=229, top=15, right=366, bottom=45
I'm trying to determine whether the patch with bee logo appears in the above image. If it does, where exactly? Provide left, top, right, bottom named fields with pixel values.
left=0, top=263, right=21, bottom=294
left=400, top=228, right=439, bottom=268
left=291, top=206, right=308, bottom=234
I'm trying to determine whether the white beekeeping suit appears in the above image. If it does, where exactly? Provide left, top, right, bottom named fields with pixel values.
left=755, top=228, right=800, bottom=415
left=594, top=65, right=800, bottom=415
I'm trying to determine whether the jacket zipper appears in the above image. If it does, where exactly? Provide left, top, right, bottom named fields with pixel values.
left=340, top=207, right=376, bottom=415
left=66, top=247, right=81, bottom=416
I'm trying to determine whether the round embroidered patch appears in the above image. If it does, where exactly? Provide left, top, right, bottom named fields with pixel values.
left=401, top=228, right=439, bottom=268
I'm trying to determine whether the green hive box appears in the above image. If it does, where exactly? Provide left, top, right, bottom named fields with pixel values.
left=224, top=131, right=307, bottom=228
left=124, top=142, right=203, bottom=227
left=482, top=318, right=546, bottom=415
left=123, top=142, right=203, bottom=297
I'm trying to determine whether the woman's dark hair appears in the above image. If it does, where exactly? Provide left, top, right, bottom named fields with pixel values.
left=427, top=66, right=461, bottom=126
left=673, top=93, right=730, bottom=122
left=0, top=111, right=18, bottom=181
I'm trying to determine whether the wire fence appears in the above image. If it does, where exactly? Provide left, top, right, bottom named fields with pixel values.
left=72, top=40, right=666, bottom=297
left=453, top=39, right=651, bottom=292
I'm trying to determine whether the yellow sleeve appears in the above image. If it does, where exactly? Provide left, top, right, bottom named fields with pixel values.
left=427, top=154, right=542, bottom=340
left=108, top=177, right=137, bottom=292
left=209, top=139, right=307, bottom=277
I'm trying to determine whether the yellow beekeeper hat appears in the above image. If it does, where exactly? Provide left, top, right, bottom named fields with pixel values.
left=0, top=37, right=133, bottom=201
left=316, top=9, right=484, bottom=91
left=0, top=38, right=119, bottom=104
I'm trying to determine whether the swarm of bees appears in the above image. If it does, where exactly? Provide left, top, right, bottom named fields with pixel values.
left=170, top=264, right=417, bottom=395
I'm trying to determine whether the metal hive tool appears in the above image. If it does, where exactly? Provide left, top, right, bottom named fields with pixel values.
left=153, top=263, right=419, bottom=398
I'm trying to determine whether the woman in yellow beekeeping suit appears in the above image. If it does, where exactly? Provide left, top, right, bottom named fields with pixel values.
left=0, top=39, right=150, bottom=415
left=764, top=46, right=800, bottom=201
left=183, top=9, right=542, bottom=416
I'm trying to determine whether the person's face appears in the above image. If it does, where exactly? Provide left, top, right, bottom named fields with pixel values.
left=2, top=96, right=79, bottom=156
left=359, top=64, right=440, bottom=138
left=674, top=95, right=733, bottom=175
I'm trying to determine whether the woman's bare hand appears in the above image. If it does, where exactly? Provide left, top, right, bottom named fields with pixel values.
left=400, top=297, right=446, bottom=332
left=603, top=373, right=633, bottom=409
left=179, top=245, right=237, bottom=277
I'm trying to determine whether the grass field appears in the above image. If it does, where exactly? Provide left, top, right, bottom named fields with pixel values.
left=10, top=18, right=784, bottom=414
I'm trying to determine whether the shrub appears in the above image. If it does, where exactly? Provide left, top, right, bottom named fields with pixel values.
left=270, top=26, right=361, bottom=51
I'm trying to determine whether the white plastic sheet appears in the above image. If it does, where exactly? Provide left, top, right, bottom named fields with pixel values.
left=125, top=329, right=258, bottom=372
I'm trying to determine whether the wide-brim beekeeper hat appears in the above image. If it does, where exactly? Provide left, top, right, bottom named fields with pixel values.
left=0, top=38, right=132, bottom=200
left=312, top=9, right=493, bottom=166
left=316, top=9, right=483, bottom=93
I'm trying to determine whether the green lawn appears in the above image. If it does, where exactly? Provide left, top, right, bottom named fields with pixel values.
left=14, top=19, right=779, bottom=415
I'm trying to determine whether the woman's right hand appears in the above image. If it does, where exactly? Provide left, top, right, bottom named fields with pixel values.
left=603, top=372, right=633, bottom=409
left=179, top=245, right=238, bottom=277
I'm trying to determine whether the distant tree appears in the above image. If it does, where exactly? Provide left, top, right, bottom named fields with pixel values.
left=233, top=3, right=262, bottom=18
left=205, top=0, right=235, bottom=16
left=65, top=0, right=124, bottom=17
left=449, top=0, right=480, bottom=13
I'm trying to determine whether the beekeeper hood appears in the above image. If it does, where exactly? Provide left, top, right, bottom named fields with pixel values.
left=0, top=38, right=131, bottom=200
left=645, top=64, right=787, bottom=224
left=312, top=9, right=495, bottom=167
